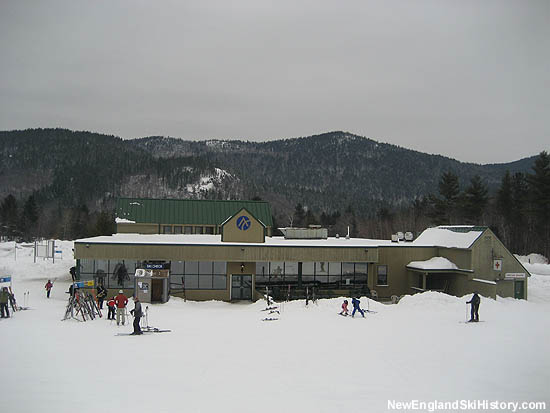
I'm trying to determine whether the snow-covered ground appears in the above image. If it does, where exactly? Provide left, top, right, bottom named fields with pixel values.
left=1, top=241, right=549, bottom=412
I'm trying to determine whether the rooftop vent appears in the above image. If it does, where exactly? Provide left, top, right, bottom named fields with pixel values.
left=279, top=227, right=328, bottom=240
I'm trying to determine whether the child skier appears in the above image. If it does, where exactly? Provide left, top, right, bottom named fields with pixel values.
left=339, top=299, right=349, bottom=316
left=351, top=297, right=365, bottom=318
left=107, top=297, right=116, bottom=320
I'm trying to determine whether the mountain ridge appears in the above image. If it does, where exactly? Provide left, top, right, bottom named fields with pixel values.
left=0, top=128, right=538, bottom=217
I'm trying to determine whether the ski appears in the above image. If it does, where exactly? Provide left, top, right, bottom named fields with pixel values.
left=115, top=329, right=171, bottom=336
left=262, top=317, right=278, bottom=321
left=459, top=320, right=485, bottom=324
left=142, top=327, right=171, bottom=333
left=261, top=306, right=279, bottom=311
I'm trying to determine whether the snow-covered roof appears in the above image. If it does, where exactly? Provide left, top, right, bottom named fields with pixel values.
left=412, top=226, right=486, bottom=249
left=407, top=257, right=459, bottom=271
left=75, top=233, right=398, bottom=248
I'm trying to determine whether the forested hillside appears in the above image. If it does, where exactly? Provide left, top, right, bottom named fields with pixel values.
left=1, top=128, right=548, bottom=256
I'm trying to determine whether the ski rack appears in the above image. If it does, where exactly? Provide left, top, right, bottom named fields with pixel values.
left=62, top=290, right=102, bottom=322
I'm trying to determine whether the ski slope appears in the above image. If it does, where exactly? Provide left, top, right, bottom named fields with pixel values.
left=1, top=241, right=549, bottom=412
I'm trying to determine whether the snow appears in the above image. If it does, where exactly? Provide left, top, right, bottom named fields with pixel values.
left=76, top=233, right=397, bottom=248
left=412, top=226, right=484, bottom=249
left=1, top=241, right=550, bottom=412
left=407, top=256, right=459, bottom=270
left=114, top=217, right=136, bottom=223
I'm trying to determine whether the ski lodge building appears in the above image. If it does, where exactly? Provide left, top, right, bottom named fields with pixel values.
left=73, top=198, right=530, bottom=302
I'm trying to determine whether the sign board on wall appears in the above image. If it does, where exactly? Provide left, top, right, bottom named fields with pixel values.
left=504, top=273, right=526, bottom=280
left=493, top=259, right=503, bottom=271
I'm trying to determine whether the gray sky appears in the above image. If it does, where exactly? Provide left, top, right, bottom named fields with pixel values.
left=1, top=0, right=549, bottom=164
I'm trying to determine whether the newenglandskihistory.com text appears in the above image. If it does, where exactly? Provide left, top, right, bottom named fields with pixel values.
left=388, top=399, right=546, bottom=412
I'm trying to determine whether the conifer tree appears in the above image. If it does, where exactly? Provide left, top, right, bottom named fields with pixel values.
left=461, top=175, right=489, bottom=224
left=527, top=151, right=550, bottom=256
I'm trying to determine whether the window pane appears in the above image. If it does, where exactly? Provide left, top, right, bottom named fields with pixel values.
left=377, top=265, right=388, bottom=285
left=163, top=226, right=172, bottom=234
left=256, top=262, right=268, bottom=283
left=213, top=262, right=226, bottom=274
left=199, top=274, right=213, bottom=289
left=355, top=263, right=368, bottom=284
left=195, top=226, right=203, bottom=234
left=185, top=261, right=198, bottom=274
left=256, top=262, right=268, bottom=275
left=213, top=275, right=227, bottom=289
left=329, top=262, right=341, bottom=276
left=96, top=260, right=109, bottom=275
left=355, top=263, right=368, bottom=276
left=316, top=262, right=328, bottom=276
left=199, top=261, right=212, bottom=275
left=204, top=227, right=214, bottom=234
left=270, top=262, right=284, bottom=276
left=185, top=274, right=198, bottom=289
left=80, top=259, right=94, bottom=275
left=184, top=226, right=193, bottom=234
left=124, top=260, right=137, bottom=276
left=285, top=262, right=299, bottom=275
left=174, top=226, right=182, bottom=234
left=302, top=262, right=314, bottom=275
left=342, top=263, right=354, bottom=276
left=171, top=261, right=184, bottom=275
left=285, top=262, right=298, bottom=283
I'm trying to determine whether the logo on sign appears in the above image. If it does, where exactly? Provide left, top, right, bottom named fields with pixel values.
left=493, top=259, right=503, bottom=271
left=236, top=215, right=251, bottom=231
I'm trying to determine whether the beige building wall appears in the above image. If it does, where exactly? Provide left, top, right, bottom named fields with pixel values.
left=470, top=228, right=528, bottom=299
left=373, top=246, right=436, bottom=298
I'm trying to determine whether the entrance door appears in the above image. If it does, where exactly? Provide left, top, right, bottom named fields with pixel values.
left=151, top=278, right=163, bottom=302
left=232, top=274, right=252, bottom=300
left=514, top=280, right=525, bottom=299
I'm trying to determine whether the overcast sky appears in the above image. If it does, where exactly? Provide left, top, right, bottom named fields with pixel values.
left=1, top=0, right=548, bottom=163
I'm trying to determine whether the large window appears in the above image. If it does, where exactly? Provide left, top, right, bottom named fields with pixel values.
left=302, top=262, right=315, bottom=283
left=184, top=261, right=227, bottom=290
left=377, top=265, right=388, bottom=286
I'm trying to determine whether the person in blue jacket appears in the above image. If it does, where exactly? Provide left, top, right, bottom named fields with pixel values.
left=351, top=296, right=365, bottom=318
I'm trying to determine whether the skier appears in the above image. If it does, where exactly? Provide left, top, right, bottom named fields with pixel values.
left=107, top=297, right=116, bottom=320
left=466, top=292, right=480, bottom=322
left=96, top=282, right=107, bottom=309
left=339, top=299, right=349, bottom=316
left=351, top=296, right=365, bottom=318
left=114, top=290, right=128, bottom=326
left=129, top=296, right=143, bottom=335
left=0, top=287, right=10, bottom=318
left=45, top=280, right=53, bottom=298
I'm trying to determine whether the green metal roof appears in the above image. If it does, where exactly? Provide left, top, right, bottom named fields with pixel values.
left=116, top=198, right=273, bottom=227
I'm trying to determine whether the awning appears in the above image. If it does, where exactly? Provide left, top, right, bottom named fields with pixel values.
left=406, top=257, right=473, bottom=274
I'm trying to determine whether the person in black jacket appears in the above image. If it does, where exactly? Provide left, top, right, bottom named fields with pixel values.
left=466, top=292, right=480, bottom=322
left=130, top=296, right=143, bottom=335
left=96, top=283, right=107, bottom=309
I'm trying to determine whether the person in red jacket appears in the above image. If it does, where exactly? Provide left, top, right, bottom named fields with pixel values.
left=114, top=290, right=128, bottom=326
left=45, top=280, right=53, bottom=298
left=107, top=297, right=116, bottom=320
left=339, top=299, right=349, bottom=316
